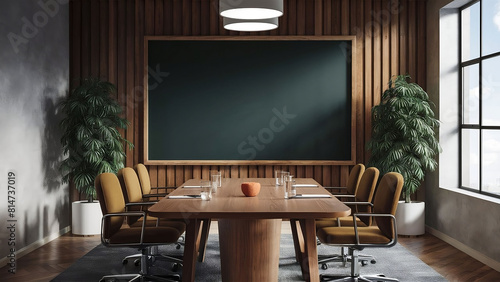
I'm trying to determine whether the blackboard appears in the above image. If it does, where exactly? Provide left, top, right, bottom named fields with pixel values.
left=145, top=37, right=356, bottom=165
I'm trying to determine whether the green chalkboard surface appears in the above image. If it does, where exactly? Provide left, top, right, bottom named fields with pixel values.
left=146, top=38, right=353, bottom=163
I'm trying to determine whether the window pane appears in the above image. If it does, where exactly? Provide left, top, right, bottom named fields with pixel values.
left=481, top=55, right=500, bottom=126
left=462, top=64, right=480, bottom=124
left=482, top=130, right=500, bottom=195
left=462, top=2, right=480, bottom=61
left=462, top=129, right=480, bottom=190
left=482, top=0, right=500, bottom=56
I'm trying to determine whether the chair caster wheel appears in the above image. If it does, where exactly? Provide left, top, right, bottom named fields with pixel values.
left=321, top=263, right=328, bottom=270
left=122, top=259, right=128, bottom=265
left=371, top=259, right=377, bottom=264
left=134, top=259, right=140, bottom=266
left=176, top=244, right=181, bottom=250
left=172, top=263, right=180, bottom=272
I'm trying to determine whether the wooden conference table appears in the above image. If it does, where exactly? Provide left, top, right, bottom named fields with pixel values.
left=148, top=178, right=351, bottom=282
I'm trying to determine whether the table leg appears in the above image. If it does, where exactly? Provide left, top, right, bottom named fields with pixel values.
left=182, top=218, right=201, bottom=282
left=197, top=219, right=211, bottom=262
left=292, top=219, right=319, bottom=282
left=290, top=219, right=304, bottom=262
left=219, top=218, right=281, bottom=282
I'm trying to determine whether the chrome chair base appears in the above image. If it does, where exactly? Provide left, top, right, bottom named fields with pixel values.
left=123, top=245, right=183, bottom=268
left=320, top=249, right=397, bottom=282
left=319, top=247, right=376, bottom=269
left=320, top=274, right=399, bottom=282
left=100, top=273, right=180, bottom=282
left=102, top=247, right=182, bottom=282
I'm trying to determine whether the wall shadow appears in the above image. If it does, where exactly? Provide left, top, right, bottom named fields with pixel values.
left=41, top=94, right=66, bottom=193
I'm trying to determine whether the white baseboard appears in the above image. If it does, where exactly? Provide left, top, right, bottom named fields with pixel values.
left=0, top=226, right=70, bottom=266
left=426, top=226, right=500, bottom=272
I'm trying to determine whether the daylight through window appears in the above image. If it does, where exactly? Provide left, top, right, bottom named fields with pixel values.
left=460, top=0, right=500, bottom=196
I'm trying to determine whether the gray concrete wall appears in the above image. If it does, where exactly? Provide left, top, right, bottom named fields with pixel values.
left=426, top=0, right=500, bottom=268
left=0, top=0, right=70, bottom=269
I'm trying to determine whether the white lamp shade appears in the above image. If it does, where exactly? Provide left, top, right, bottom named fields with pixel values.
left=223, top=17, right=279, bottom=32
left=220, top=0, right=283, bottom=20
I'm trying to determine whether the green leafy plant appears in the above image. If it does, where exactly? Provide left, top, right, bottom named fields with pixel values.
left=59, top=77, right=133, bottom=202
left=367, top=75, right=441, bottom=203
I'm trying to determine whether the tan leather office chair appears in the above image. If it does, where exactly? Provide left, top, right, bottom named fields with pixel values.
left=317, top=167, right=379, bottom=267
left=135, top=164, right=188, bottom=250
left=135, top=163, right=176, bottom=200
left=118, top=167, right=185, bottom=265
left=316, top=164, right=365, bottom=247
left=325, top=163, right=365, bottom=200
left=95, top=172, right=183, bottom=282
left=317, top=172, right=403, bottom=282
left=317, top=167, right=379, bottom=229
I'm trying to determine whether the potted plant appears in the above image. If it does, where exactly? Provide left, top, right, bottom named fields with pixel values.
left=367, top=75, right=440, bottom=235
left=60, top=77, right=133, bottom=235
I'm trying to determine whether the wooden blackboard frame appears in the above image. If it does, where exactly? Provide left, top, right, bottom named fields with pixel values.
left=144, top=36, right=357, bottom=165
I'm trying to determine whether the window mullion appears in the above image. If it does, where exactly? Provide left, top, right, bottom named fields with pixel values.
left=478, top=0, right=482, bottom=193
left=459, top=7, right=463, bottom=189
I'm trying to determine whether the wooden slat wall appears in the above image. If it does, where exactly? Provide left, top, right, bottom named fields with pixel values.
left=70, top=0, right=426, bottom=192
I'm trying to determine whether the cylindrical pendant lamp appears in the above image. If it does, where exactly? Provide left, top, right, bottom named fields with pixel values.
left=220, top=0, right=283, bottom=20
left=223, top=17, right=279, bottom=32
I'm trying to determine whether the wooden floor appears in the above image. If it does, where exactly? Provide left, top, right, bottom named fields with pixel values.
left=1, top=231, right=499, bottom=281
left=398, top=234, right=500, bottom=282
left=1, top=234, right=101, bottom=282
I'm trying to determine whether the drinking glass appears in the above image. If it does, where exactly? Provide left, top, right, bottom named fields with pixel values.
left=200, top=180, right=212, bottom=201
left=284, top=175, right=295, bottom=199
left=275, top=170, right=281, bottom=185
left=210, top=176, right=218, bottom=194
left=210, top=170, right=222, bottom=187
left=275, top=170, right=289, bottom=186
left=281, top=171, right=290, bottom=186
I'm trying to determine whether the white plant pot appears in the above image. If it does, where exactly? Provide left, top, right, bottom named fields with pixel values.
left=395, top=201, right=425, bottom=236
left=72, top=200, right=102, bottom=235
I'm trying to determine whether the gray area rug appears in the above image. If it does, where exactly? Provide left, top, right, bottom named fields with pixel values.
left=52, top=234, right=446, bottom=281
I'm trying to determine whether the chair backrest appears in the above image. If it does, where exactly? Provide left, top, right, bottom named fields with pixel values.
left=135, top=163, right=152, bottom=195
left=117, top=167, right=144, bottom=225
left=95, top=173, right=126, bottom=239
left=118, top=167, right=144, bottom=203
left=354, top=167, right=379, bottom=225
left=346, top=163, right=365, bottom=195
left=373, top=172, right=404, bottom=239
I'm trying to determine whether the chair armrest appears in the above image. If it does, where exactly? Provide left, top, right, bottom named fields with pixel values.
left=143, top=193, right=168, bottom=198
left=335, top=204, right=373, bottom=226
left=125, top=202, right=162, bottom=226
left=101, top=211, right=162, bottom=245
left=331, top=194, right=355, bottom=199
left=351, top=212, right=394, bottom=222
left=342, top=201, right=373, bottom=207
left=125, top=202, right=157, bottom=212
left=151, top=186, right=176, bottom=192
left=324, top=186, right=347, bottom=190
left=101, top=211, right=149, bottom=244
left=102, top=211, right=146, bottom=218
left=125, top=202, right=157, bottom=207
left=351, top=213, right=398, bottom=247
